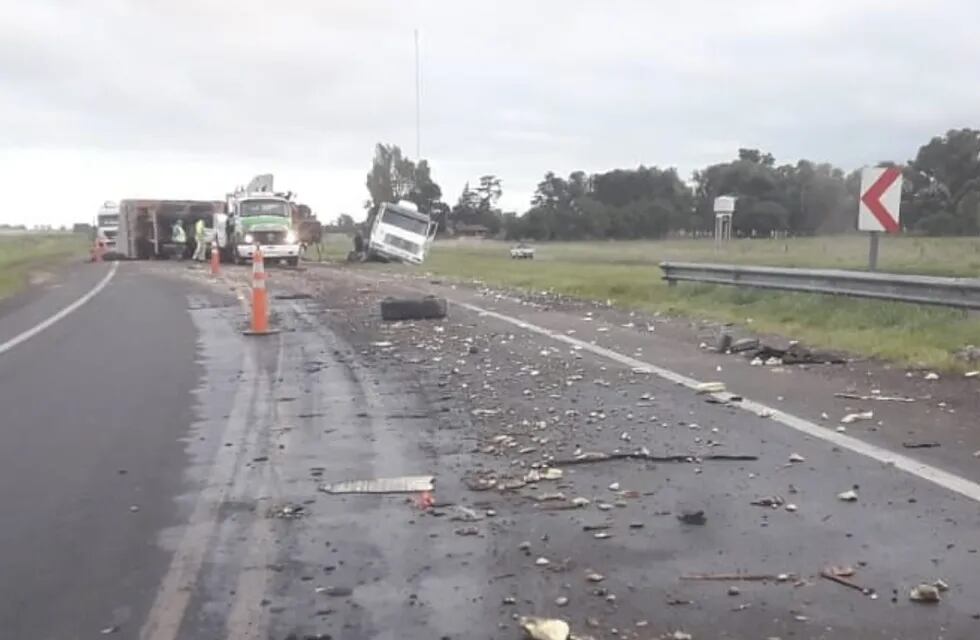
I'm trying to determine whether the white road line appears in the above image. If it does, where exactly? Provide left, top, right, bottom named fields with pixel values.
left=0, top=262, right=119, bottom=356
left=456, top=301, right=980, bottom=505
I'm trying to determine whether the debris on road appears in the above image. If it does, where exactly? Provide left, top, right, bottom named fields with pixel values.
left=681, top=572, right=793, bottom=581
left=677, top=510, right=707, bottom=525
left=901, top=441, right=941, bottom=449
left=267, top=503, right=307, bottom=519
left=100, top=626, right=119, bottom=635
left=695, top=381, right=726, bottom=394
left=788, top=453, right=805, bottom=463
left=820, top=566, right=875, bottom=596
left=840, top=411, right=874, bottom=424
left=551, top=451, right=758, bottom=466
left=518, top=615, right=570, bottom=640
left=750, top=496, right=785, bottom=508
left=909, top=583, right=941, bottom=603
left=837, top=489, right=859, bottom=502
left=586, top=572, right=605, bottom=583
left=924, top=372, right=940, bottom=381
left=671, top=630, right=693, bottom=640
left=834, top=392, right=915, bottom=403
left=320, top=475, right=434, bottom=494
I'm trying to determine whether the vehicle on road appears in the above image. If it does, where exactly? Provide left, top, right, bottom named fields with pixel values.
left=216, top=175, right=301, bottom=266
left=510, top=242, right=535, bottom=259
left=116, top=199, right=221, bottom=260
left=365, top=200, right=438, bottom=264
left=95, top=201, right=120, bottom=250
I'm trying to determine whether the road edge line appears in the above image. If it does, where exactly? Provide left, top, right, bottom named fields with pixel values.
left=0, top=262, right=119, bottom=356
left=456, top=300, right=980, bottom=505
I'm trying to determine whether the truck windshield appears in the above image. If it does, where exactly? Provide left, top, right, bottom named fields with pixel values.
left=240, top=200, right=289, bottom=217
left=380, top=208, right=429, bottom=236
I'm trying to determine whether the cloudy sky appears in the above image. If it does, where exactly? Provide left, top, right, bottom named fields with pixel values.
left=2, top=0, right=978, bottom=226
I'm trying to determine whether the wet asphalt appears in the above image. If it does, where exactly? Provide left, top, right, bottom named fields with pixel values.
left=1, top=260, right=979, bottom=640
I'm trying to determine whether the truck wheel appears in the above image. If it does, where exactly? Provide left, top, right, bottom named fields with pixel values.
left=287, top=257, right=299, bottom=267
left=380, top=296, right=447, bottom=321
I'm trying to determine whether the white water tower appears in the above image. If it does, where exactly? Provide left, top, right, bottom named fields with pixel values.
left=713, top=196, right=735, bottom=246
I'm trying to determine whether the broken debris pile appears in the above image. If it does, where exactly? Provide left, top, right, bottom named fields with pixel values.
left=715, top=334, right=846, bottom=365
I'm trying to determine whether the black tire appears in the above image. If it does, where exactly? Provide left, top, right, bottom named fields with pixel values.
left=380, top=296, right=447, bottom=321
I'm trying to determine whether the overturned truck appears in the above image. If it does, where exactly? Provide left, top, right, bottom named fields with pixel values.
left=116, top=199, right=223, bottom=260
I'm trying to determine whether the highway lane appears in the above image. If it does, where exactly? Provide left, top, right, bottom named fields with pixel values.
left=0, top=262, right=214, bottom=639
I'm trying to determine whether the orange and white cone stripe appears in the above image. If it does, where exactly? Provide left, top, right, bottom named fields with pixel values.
left=246, top=247, right=275, bottom=335
left=210, top=240, right=220, bottom=276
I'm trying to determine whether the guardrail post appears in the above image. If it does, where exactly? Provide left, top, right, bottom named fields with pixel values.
left=868, top=232, right=879, bottom=271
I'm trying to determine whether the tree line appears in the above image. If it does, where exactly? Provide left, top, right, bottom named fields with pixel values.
left=354, top=128, right=980, bottom=239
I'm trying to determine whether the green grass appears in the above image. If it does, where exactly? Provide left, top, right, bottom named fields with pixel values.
left=0, top=233, right=90, bottom=301
left=405, top=237, right=980, bottom=371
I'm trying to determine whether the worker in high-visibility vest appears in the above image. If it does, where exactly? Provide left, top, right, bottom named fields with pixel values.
left=192, top=218, right=207, bottom=262
left=171, top=220, right=187, bottom=260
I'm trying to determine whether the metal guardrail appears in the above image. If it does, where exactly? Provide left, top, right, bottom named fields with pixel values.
left=660, top=262, right=980, bottom=310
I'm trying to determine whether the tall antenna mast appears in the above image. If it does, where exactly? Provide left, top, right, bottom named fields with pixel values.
left=415, top=28, right=421, bottom=159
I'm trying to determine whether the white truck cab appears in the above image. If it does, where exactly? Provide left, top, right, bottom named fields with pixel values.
left=367, top=201, right=438, bottom=264
left=95, top=201, right=120, bottom=249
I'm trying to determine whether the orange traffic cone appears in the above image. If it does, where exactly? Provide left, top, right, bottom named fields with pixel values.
left=210, top=240, right=220, bottom=276
left=244, top=247, right=278, bottom=336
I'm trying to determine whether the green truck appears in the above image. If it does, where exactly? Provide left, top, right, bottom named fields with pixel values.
left=215, top=175, right=301, bottom=265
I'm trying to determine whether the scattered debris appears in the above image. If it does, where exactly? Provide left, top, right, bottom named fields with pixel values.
left=751, top=496, right=785, bottom=508
left=415, top=491, right=435, bottom=510
left=909, top=583, right=941, bottom=603
left=100, top=626, right=119, bottom=635
left=370, top=341, right=394, bottom=348
left=924, top=372, right=940, bottom=381
left=681, top=572, right=793, bottom=581
left=671, top=631, right=693, bottom=640
left=535, top=557, right=550, bottom=567
left=677, top=510, right=707, bottom=526
left=518, top=616, right=570, bottom=640
left=555, top=596, right=569, bottom=606
left=840, top=411, right=873, bottom=424
left=934, top=579, right=949, bottom=592
left=834, top=393, right=915, bottom=403
left=267, top=503, right=307, bottom=519
left=820, top=566, right=874, bottom=596
left=837, top=489, right=859, bottom=502
left=315, top=585, right=353, bottom=597
left=320, top=475, right=434, bottom=494
left=901, top=441, right=941, bottom=449
left=788, top=453, right=805, bottom=463
left=727, top=586, right=740, bottom=596
left=955, top=345, right=980, bottom=363
left=785, top=503, right=798, bottom=512
left=695, top=381, right=726, bottom=394
left=729, top=338, right=760, bottom=353
left=586, top=572, right=605, bottom=583
left=454, top=526, right=480, bottom=536
left=551, top=451, right=758, bottom=466
left=965, top=370, right=980, bottom=378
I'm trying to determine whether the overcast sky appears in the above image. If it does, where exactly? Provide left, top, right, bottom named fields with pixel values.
left=2, top=0, right=978, bottom=226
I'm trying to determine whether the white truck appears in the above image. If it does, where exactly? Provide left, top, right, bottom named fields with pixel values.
left=215, top=175, right=302, bottom=265
left=95, top=201, right=120, bottom=249
left=365, top=200, right=438, bottom=264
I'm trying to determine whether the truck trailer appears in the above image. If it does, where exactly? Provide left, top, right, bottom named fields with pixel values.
left=116, top=199, right=223, bottom=260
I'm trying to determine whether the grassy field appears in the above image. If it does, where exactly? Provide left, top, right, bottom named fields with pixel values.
left=315, top=234, right=980, bottom=370
left=0, top=233, right=90, bottom=301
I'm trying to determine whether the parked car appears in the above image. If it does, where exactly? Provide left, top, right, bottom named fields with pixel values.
left=510, top=243, right=535, bottom=259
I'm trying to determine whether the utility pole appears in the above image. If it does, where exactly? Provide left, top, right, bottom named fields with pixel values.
left=414, top=28, right=421, bottom=159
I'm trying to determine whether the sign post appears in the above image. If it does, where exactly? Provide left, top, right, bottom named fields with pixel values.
left=858, top=167, right=902, bottom=271
left=713, top=196, right=735, bottom=249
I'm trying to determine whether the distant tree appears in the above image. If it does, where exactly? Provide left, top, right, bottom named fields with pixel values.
left=334, top=213, right=355, bottom=230
left=364, top=143, right=444, bottom=227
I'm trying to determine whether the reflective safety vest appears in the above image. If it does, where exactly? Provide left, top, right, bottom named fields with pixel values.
left=195, top=219, right=205, bottom=241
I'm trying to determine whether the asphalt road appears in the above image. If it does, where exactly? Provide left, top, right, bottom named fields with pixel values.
left=2, top=259, right=979, bottom=640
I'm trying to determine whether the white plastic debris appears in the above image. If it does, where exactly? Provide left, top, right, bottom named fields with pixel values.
left=837, top=489, right=859, bottom=502
left=965, top=371, right=979, bottom=378
left=586, top=572, right=605, bottom=582
left=671, top=632, right=693, bottom=640
left=840, top=411, right=873, bottom=424
left=518, top=616, right=570, bottom=640
left=608, top=482, right=620, bottom=491
left=785, top=503, right=798, bottom=512
left=320, top=475, right=434, bottom=494
left=695, top=381, right=726, bottom=394
left=909, top=583, right=940, bottom=603
left=750, top=357, right=764, bottom=366
left=924, top=372, right=940, bottom=381
left=535, top=557, right=550, bottom=566
left=542, top=467, right=563, bottom=481
left=788, top=453, right=805, bottom=463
